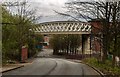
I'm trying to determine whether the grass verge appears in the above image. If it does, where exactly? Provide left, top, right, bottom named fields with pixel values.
left=82, top=57, right=120, bottom=76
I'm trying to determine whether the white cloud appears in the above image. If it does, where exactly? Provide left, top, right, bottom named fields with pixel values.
left=2, top=0, right=68, bottom=16
left=29, top=0, right=68, bottom=16
left=0, top=0, right=2, bottom=3
left=29, top=0, right=67, bottom=6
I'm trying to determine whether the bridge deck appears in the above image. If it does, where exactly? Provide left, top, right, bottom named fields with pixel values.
left=35, top=31, right=91, bottom=35
left=33, top=21, right=92, bottom=34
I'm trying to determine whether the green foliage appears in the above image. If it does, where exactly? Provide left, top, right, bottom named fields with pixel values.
left=28, top=35, right=43, bottom=57
left=83, top=58, right=120, bottom=75
left=2, top=7, right=20, bottom=61
left=50, top=34, right=81, bottom=55
left=2, top=5, right=43, bottom=63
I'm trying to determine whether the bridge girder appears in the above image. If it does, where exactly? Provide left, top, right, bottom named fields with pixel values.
left=33, top=21, right=92, bottom=34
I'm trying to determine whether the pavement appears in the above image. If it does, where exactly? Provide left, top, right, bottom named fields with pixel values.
left=1, top=49, right=103, bottom=76
left=1, top=61, right=33, bottom=73
left=1, top=64, right=24, bottom=73
left=1, top=55, right=35, bottom=73
left=1, top=49, right=51, bottom=73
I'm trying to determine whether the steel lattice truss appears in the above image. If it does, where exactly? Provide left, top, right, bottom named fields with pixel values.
left=33, top=21, right=92, bottom=34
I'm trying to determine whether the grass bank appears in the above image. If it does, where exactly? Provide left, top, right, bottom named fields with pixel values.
left=82, top=57, right=120, bottom=76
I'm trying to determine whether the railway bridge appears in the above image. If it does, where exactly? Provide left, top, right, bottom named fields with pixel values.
left=32, top=20, right=100, bottom=55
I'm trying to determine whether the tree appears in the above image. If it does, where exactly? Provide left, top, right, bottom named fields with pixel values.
left=56, top=1, right=120, bottom=65
left=49, top=34, right=81, bottom=55
left=110, top=2, right=120, bottom=66
left=2, top=1, right=42, bottom=62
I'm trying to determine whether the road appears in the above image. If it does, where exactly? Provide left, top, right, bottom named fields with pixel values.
left=3, top=49, right=101, bottom=76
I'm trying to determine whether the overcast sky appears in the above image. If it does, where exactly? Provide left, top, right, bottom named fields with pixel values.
left=2, top=0, right=68, bottom=16
left=1, top=0, right=100, bottom=23
left=31, top=0, right=69, bottom=16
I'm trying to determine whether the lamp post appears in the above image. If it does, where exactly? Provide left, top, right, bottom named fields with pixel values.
left=29, top=28, right=32, bottom=46
left=28, top=29, right=32, bottom=57
left=90, top=34, right=92, bottom=57
left=90, top=27, right=93, bottom=57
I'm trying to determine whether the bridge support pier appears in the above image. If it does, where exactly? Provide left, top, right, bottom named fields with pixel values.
left=82, top=34, right=91, bottom=57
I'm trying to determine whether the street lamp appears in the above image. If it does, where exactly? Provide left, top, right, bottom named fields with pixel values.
left=29, top=28, right=32, bottom=43
left=90, top=28, right=92, bottom=57
left=28, top=29, right=32, bottom=57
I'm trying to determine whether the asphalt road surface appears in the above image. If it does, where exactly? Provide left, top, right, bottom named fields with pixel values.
left=3, top=49, right=101, bottom=76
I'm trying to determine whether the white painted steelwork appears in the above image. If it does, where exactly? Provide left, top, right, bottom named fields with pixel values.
left=33, top=21, right=91, bottom=34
